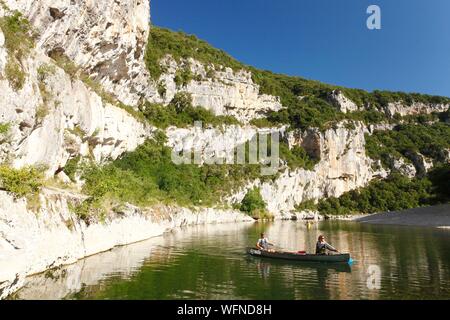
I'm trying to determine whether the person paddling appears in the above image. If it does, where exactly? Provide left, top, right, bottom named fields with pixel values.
left=256, top=233, right=274, bottom=251
left=316, top=235, right=339, bottom=255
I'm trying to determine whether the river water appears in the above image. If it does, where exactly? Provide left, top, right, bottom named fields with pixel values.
left=12, top=220, right=450, bottom=300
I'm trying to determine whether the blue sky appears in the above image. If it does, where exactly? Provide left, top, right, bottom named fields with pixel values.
left=151, top=0, right=450, bottom=97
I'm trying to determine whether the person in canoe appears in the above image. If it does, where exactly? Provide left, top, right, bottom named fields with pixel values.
left=256, top=233, right=275, bottom=252
left=316, top=235, right=339, bottom=255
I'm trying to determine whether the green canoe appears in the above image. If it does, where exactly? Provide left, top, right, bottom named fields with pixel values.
left=247, top=247, right=351, bottom=263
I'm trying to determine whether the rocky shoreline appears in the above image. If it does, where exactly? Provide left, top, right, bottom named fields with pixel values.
left=0, top=189, right=254, bottom=299
left=278, top=210, right=366, bottom=222
left=355, top=204, right=450, bottom=227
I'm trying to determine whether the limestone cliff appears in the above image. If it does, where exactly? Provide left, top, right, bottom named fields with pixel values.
left=154, top=56, right=283, bottom=123
left=0, top=3, right=152, bottom=178
left=226, top=122, right=388, bottom=215
left=3, top=0, right=154, bottom=106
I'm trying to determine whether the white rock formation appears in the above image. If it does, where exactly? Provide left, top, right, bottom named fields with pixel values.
left=393, top=157, right=416, bottom=178
left=0, top=19, right=152, bottom=176
left=166, top=124, right=284, bottom=164
left=368, top=122, right=397, bottom=133
left=0, top=188, right=253, bottom=299
left=409, top=152, right=434, bottom=176
left=3, top=0, right=154, bottom=106
left=156, top=57, right=283, bottom=123
left=385, top=101, right=449, bottom=117
left=228, top=122, right=388, bottom=214
left=329, top=89, right=359, bottom=113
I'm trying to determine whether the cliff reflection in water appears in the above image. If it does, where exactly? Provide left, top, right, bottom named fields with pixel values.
left=13, top=220, right=450, bottom=300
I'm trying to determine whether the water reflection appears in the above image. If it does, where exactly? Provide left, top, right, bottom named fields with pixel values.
left=12, top=220, right=450, bottom=300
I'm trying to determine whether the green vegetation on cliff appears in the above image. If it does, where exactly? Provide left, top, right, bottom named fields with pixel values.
left=0, top=11, right=34, bottom=59
left=0, top=122, right=10, bottom=135
left=279, top=142, right=319, bottom=170
left=365, top=122, right=450, bottom=169
left=252, top=69, right=450, bottom=111
left=316, top=121, right=450, bottom=215
left=252, top=72, right=450, bottom=130
left=310, top=121, right=450, bottom=215
left=78, top=132, right=272, bottom=214
left=140, top=92, right=240, bottom=129
left=315, top=165, right=449, bottom=215
left=0, top=165, right=44, bottom=199
left=0, top=11, right=35, bottom=90
left=145, top=27, right=245, bottom=81
left=145, top=26, right=450, bottom=132
left=239, top=187, right=271, bottom=219
left=76, top=130, right=318, bottom=219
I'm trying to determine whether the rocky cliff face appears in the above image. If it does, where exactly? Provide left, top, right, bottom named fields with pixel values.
left=4, top=0, right=282, bottom=123
left=3, top=0, right=154, bottom=106
left=226, top=122, right=388, bottom=216
left=384, top=101, right=449, bottom=117
left=329, top=90, right=359, bottom=113
left=0, top=23, right=151, bottom=177
left=155, top=57, right=283, bottom=123
left=166, top=124, right=284, bottom=164
left=166, top=121, right=387, bottom=215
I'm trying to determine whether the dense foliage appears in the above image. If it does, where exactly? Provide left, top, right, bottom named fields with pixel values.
left=140, top=92, right=240, bottom=129
left=0, top=165, right=44, bottom=199
left=315, top=165, right=450, bottom=215
left=0, top=122, right=10, bottom=135
left=365, top=122, right=450, bottom=169
left=239, top=187, right=267, bottom=216
left=252, top=70, right=450, bottom=130
left=145, top=27, right=245, bottom=81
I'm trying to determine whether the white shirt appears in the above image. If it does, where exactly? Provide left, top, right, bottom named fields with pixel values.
left=257, top=238, right=269, bottom=250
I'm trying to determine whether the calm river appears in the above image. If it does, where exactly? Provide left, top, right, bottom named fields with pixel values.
left=12, top=220, right=450, bottom=300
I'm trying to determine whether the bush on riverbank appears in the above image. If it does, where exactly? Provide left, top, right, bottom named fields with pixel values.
left=239, top=187, right=270, bottom=218
left=239, top=187, right=265, bottom=213
left=314, top=164, right=450, bottom=215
